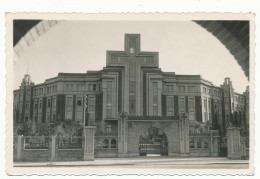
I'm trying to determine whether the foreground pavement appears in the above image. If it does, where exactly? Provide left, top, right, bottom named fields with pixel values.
left=14, top=157, right=249, bottom=169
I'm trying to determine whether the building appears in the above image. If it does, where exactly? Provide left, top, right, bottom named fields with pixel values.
left=13, top=34, right=249, bottom=158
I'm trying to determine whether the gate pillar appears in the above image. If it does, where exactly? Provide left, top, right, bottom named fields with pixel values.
left=118, top=112, right=128, bottom=157
left=179, top=113, right=190, bottom=156
left=83, top=126, right=95, bottom=161
left=227, top=127, right=242, bottom=159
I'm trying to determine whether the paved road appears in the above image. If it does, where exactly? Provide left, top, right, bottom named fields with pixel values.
left=14, top=157, right=249, bottom=169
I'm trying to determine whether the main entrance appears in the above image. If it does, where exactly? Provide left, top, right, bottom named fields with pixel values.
left=139, top=127, right=168, bottom=156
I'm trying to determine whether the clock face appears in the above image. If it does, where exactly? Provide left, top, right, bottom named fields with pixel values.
left=130, top=47, right=135, bottom=54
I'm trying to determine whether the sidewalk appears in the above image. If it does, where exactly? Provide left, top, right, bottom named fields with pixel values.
left=14, top=157, right=249, bottom=169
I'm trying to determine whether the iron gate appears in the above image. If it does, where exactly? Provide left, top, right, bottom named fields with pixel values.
left=139, top=127, right=168, bottom=156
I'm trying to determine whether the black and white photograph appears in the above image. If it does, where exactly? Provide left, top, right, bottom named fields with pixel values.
left=5, top=13, right=254, bottom=175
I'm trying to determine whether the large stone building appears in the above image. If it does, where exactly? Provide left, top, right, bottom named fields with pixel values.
left=13, top=34, right=249, bottom=158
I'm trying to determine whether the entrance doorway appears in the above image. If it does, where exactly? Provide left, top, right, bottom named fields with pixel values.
left=139, top=127, right=168, bottom=156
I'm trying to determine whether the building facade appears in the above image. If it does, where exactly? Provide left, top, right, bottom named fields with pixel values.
left=13, top=34, right=249, bottom=158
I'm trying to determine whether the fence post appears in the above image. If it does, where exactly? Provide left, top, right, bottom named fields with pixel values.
left=227, top=127, right=242, bottom=159
left=84, top=126, right=95, bottom=161
left=210, top=130, right=220, bottom=157
left=16, top=135, right=23, bottom=161
left=51, top=136, right=56, bottom=161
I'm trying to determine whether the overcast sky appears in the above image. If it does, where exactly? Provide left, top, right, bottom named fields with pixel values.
left=13, top=20, right=249, bottom=93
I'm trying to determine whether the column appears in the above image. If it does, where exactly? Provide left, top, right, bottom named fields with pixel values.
left=118, top=112, right=128, bottom=157
left=210, top=130, right=220, bottom=157
left=16, top=135, right=23, bottom=161
left=84, top=126, right=95, bottom=161
left=179, top=113, right=190, bottom=156
left=227, top=127, right=242, bottom=159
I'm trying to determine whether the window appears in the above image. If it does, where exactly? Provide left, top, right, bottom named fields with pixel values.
left=89, top=98, right=95, bottom=111
left=66, top=84, right=70, bottom=91
left=208, top=89, right=212, bottom=95
left=235, top=96, right=238, bottom=102
left=179, top=98, right=185, bottom=112
left=189, top=139, right=195, bottom=148
left=203, top=87, right=207, bottom=94
left=204, top=139, right=209, bottom=148
left=47, top=87, right=50, bottom=93
left=166, top=85, right=174, bottom=92
left=178, top=86, right=185, bottom=92
left=153, top=106, right=158, bottom=116
left=88, top=84, right=92, bottom=91
left=106, top=124, right=112, bottom=133
left=214, top=90, right=217, bottom=96
left=52, top=98, right=56, bottom=108
left=153, top=82, right=158, bottom=104
left=47, top=99, right=51, bottom=108
left=218, top=91, right=222, bottom=97
left=66, top=97, right=73, bottom=106
left=25, top=102, right=28, bottom=109
left=93, top=84, right=97, bottom=91
left=39, top=100, right=42, bottom=109
left=103, top=139, right=109, bottom=148
left=167, top=97, right=174, bottom=116
left=77, top=97, right=82, bottom=106
left=189, top=98, right=195, bottom=112
left=106, top=106, right=112, bottom=118
left=197, top=139, right=202, bottom=148
left=188, top=86, right=195, bottom=93
left=111, top=139, right=117, bottom=148
left=34, top=102, right=38, bottom=109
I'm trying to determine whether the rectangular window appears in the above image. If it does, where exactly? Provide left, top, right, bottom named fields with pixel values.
left=189, top=98, right=195, bottom=112
left=167, top=97, right=174, bottom=116
left=39, top=100, right=42, bottom=109
left=208, top=89, right=212, bottom=95
left=88, top=84, right=92, bottom=91
left=153, top=106, right=158, bottom=116
left=106, top=124, right=112, bottom=133
left=66, top=84, right=70, bottom=91
left=89, top=98, right=95, bottom=111
left=70, top=84, right=74, bottom=91
left=188, top=86, right=195, bottom=93
left=47, top=99, right=51, bottom=108
left=76, top=84, right=80, bottom=91
left=179, top=98, right=185, bottom=112
left=77, top=97, right=82, bottom=106
left=66, top=97, right=73, bottom=106
left=203, top=87, right=207, bottom=94
left=106, top=106, right=112, bottom=118
left=52, top=98, right=56, bottom=108
left=93, top=84, right=96, bottom=91
left=214, top=90, right=217, bottom=96
left=34, top=102, right=38, bottom=109
left=153, top=82, right=158, bottom=104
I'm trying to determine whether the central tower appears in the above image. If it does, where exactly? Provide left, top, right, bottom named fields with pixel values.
left=106, top=34, right=159, bottom=116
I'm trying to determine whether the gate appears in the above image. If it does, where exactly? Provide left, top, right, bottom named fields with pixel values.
left=139, top=127, right=168, bottom=156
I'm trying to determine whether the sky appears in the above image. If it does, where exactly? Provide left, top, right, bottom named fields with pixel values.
left=13, top=20, right=249, bottom=93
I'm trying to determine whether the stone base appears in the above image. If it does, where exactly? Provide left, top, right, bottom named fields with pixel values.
left=228, top=154, right=242, bottom=160
left=180, top=153, right=190, bottom=157
left=168, top=152, right=180, bottom=157
left=128, top=153, right=139, bottom=157
left=118, top=153, right=129, bottom=158
left=84, top=153, right=94, bottom=161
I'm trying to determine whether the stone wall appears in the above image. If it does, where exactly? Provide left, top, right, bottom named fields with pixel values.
left=15, top=136, right=84, bottom=162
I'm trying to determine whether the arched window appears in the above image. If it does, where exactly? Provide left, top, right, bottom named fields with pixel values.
left=204, top=139, right=209, bottom=148
left=189, top=139, right=195, bottom=148
left=111, top=139, right=117, bottom=148
left=197, top=139, right=202, bottom=148
left=103, top=139, right=109, bottom=148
